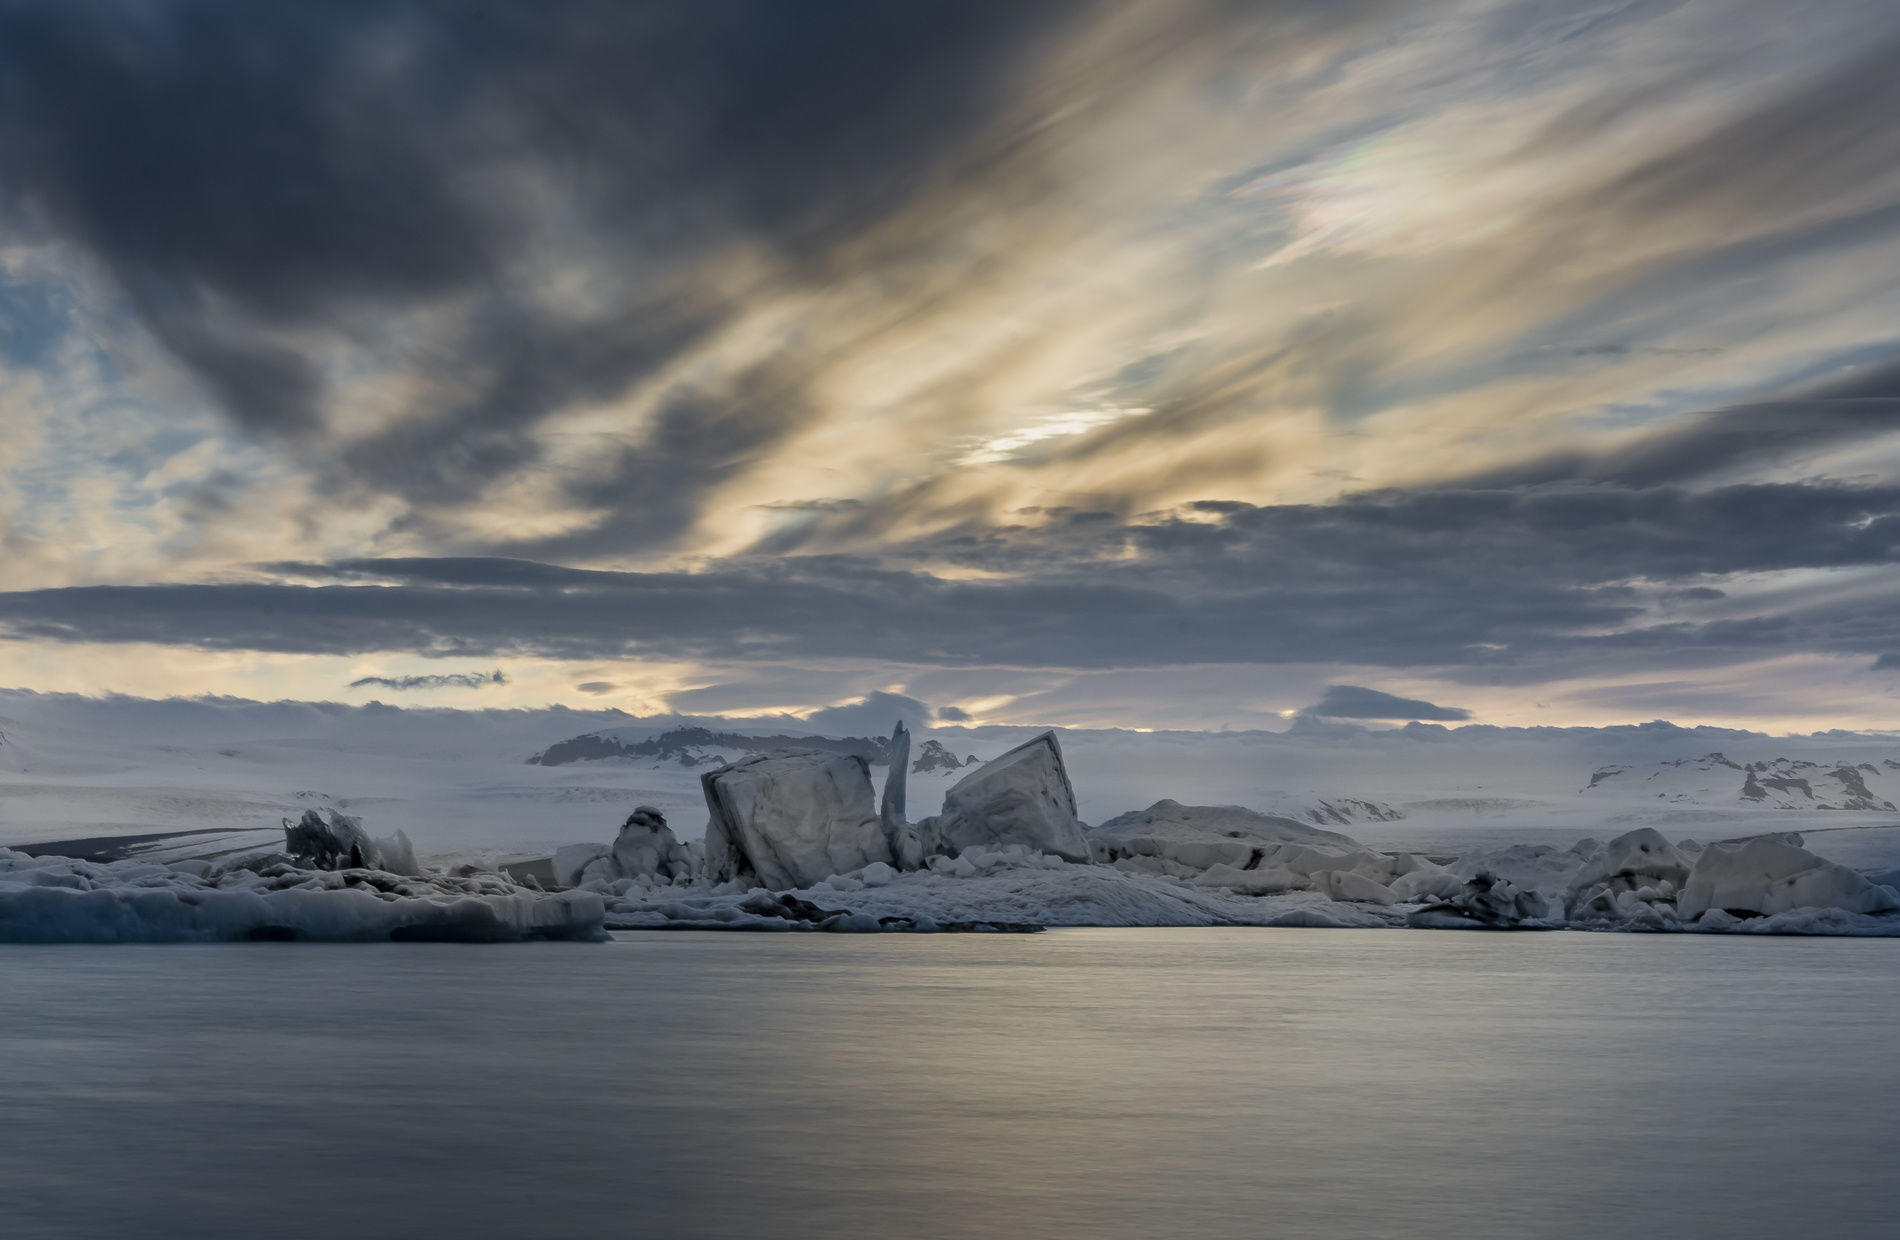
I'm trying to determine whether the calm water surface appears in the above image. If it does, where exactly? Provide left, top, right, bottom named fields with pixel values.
left=2, top=929, right=1896, bottom=1239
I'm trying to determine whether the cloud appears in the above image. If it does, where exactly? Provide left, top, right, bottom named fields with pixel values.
left=1567, top=345, right=1724, bottom=359
left=1874, top=654, right=1900, bottom=672
left=347, top=669, right=506, bottom=692
left=0, top=0, right=1103, bottom=545
left=803, top=691, right=935, bottom=737
left=4, top=467, right=1897, bottom=683
left=935, top=705, right=973, bottom=722
left=1307, top=684, right=1470, bottom=721
left=574, top=681, right=617, bottom=695
left=6, top=3, right=1900, bottom=730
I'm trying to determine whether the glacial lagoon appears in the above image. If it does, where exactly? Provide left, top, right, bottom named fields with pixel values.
left=3, top=928, right=1896, bottom=1239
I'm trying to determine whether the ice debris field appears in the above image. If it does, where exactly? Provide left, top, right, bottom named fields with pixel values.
left=3, top=690, right=1900, bottom=942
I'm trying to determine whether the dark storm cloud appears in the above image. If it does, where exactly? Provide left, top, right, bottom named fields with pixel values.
left=4, top=467, right=1899, bottom=674
left=10, top=352, right=1900, bottom=676
left=347, top=669, right=506, bottom=691
left=1874, top=654, right=1900, bottom=672
left=1307, top=685, right=1469, bottom=722
left=0, top=0, right=1098, bottom=524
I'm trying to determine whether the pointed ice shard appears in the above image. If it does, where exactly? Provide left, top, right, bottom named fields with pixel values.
left=881, top=720, right=910, bottom=830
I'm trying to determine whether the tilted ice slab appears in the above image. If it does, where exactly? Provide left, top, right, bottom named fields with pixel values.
left=701, top=751, right=898, bottom=890
left=921, top=732, right=1093, bottom=863
left=0, top=849, right=606, bottom=943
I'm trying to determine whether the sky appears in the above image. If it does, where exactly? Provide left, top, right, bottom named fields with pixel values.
left=2, top=0, right=1900, bottom=733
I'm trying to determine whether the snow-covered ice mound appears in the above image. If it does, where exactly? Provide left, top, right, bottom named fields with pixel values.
left=0, top=849, right=606, bottom=943
left=583, top=826, right=1900, bottom=936
left=598, top=847, right=1401, bottom=932
left=1678, top=835, right=1900, bottom=923
left=1565, top=828, right=1693, bottom=926
left=1089, top=799, right=1439, bottom=906
left=553, top=806, right=698, bottom=886
left=1091, top=798, right=1359, bottom=869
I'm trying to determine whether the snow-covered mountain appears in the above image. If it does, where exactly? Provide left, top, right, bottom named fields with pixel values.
left=529, top=725, right=980, bottom=774
left=910, top=738, right=980, bottom=774
left=1255, top=793, right=1406, bottom=828
left=1582, top=752, right=1900, bottom=812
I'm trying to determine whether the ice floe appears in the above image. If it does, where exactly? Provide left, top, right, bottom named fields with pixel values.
left=0, top=848, right=605, bottom=943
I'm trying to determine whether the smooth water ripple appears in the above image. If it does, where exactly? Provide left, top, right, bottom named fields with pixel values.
left=2, top=929, right=1896, bottom=1239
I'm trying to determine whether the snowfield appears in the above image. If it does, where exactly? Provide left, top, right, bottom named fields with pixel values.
left=1, top=689, right=1898, bottom=941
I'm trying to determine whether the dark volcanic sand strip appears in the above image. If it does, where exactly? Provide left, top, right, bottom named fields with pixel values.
left=10, top=826, right=278, bottom=863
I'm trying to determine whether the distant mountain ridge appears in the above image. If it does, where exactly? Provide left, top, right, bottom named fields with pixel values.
left=529, top=726, right=980, bottom=774
left=1582, top=752, right=1900, bottom=812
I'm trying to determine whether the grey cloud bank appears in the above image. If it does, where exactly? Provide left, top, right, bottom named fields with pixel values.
left=1308, top=686, right=1470, bottom=722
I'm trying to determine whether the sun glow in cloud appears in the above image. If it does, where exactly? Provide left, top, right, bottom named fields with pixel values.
left=955, top=405, right=1153, bottom=466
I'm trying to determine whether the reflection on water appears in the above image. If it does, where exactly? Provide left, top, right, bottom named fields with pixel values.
left=2, top=929, right=1896, bottom=1239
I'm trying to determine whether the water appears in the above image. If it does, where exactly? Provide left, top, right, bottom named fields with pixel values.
left=2, top=929, right=1896, bottom=1240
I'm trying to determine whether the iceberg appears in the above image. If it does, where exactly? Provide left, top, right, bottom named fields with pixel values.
left=1677, top=835, right=1900, bottom=922
left=1093, top=799, right=1354, bottom=871
left=1565, top=828, right=1691, bottom=924
left=881, top=721, right=910, bottom=831
left=609, top=806, right=696, bottom=883
left=0, top=849, right=605, bottom=943
left=701, top=750, right=897, bottom=889
left=921, top=732, right=1091, bottom=863
left=1091, top=799, right=1405, bottom=897
left=283, top=809, right=418, bottom=875
left=601, top=848, right=1404, bottom=932
left=1408, top=870, right=1551, bottom=929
